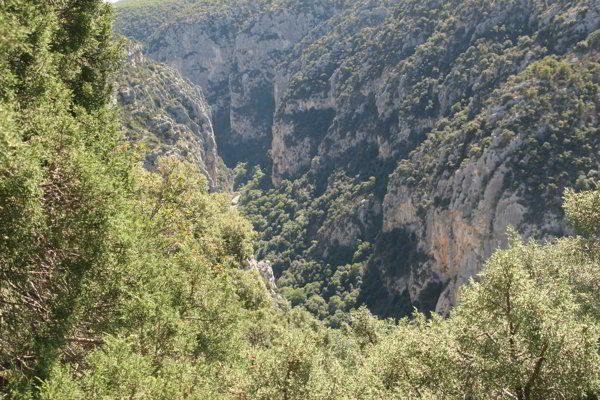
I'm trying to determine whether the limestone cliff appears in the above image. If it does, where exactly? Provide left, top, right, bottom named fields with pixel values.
left=145, top=0, right=351, bottom=166
left=114, top=0, right=600, bottom=319
left=115, top=42, right=224, bottom=188
left=381, top=50, right=599, bottom=314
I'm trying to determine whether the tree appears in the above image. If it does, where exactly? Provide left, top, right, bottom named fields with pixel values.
left=564, top=185, right=600, bottom=239
left=0, top=0, right=126, bottom=394
left=361, top=187, right=600, bottom=400
left=0, top=3, right=258, bottom=395
left=32, top=155, right=257, bottom=400
left=450, top=227, right=600, bottom=399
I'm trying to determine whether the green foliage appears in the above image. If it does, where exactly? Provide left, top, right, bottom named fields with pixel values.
left=564, top=185, right=600, bottom=238
left=238, top=168, right=375, bottom=326
left=2, top=1, right=600, bottom=399
left=449, top=230, right=600, bottom=399
left=0, top=0, right=253, bottom=396
left=231, top=268, right=272, bottom=311
left=394, top=49, right=600, bottom=225
left=364, top=312, right=456, bottom=399
left=0, top=0, right=128, bottom=390
left=587, top=29, right=600, bottom=50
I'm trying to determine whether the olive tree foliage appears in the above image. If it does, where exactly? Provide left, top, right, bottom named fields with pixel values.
left=118, top=157, right=255, bottom=365
left=221, top=307, right=369, bottom=400
left=361, top=313, right=457, bottom=400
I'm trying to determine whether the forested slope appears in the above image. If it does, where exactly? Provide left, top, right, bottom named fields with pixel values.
left=120, top=0, right=600, bottom=320
left=1, top=1, right=599, bottom=399
left=256, top=0, right=600, bottom=319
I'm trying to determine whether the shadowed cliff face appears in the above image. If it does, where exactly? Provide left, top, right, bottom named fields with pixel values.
left=145, top=1, right=349, bottom=168
left=115, top=0, right=600, bottom=318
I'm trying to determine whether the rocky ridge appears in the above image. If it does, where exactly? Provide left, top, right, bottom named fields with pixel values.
left=114, top=0, right=600, bottom=318
left=115, top=42, right=225, bottom=188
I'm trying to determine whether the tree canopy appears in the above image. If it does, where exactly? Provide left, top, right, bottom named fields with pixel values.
left=0, top=1, right=598, bottom=399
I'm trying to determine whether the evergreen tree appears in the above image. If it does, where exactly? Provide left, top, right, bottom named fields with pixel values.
left=0, top=0, right=126, bottom=394
left=451, top=232, right=600, bottom=399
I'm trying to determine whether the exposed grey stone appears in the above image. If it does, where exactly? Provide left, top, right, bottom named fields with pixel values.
left=245, top=258, right=282, bottom=302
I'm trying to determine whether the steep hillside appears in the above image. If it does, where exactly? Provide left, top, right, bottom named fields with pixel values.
left=113, top=0, right=190, bottom=42
left=3, top=1, right=598, bottom=398
left=114, top=0, right=600, bottom=321
left=143, top=0, right=353, bottom=167
left=382, top=51, right=600, bottom=314
left=115, top=42, right=228, bottom=188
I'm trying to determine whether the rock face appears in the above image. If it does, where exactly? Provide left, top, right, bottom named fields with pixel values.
left=116, top=43, right=223, bottom=188
left=382, top=142, right=541, bottom=314
left=245, top=258, right=282, bottom=302
left=147, top=1, right=348, bottom=166
left=378, top=47, right=600, bottom=314
left=116, top=0, right=600, bottom=317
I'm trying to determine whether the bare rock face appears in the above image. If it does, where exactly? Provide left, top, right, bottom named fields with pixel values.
left=116, top=43, right=221, bottom=187
left=245, top=258, right=282, bottom=302
left=271, top=2, right=390, bottom=183
left=148, top=2, right=344, bottom=165
left=383, top=150, right=530, bottom=314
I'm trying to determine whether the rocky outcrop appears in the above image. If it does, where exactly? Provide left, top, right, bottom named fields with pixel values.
left=116, top=0, right=600, bottom=318
left=245, top=258, right=282, bottom=303
left=383, top=149, right=532, bottom=314
left=147, top=1, right=349, bottom=165
left=116, top=43, right=222, bottom=187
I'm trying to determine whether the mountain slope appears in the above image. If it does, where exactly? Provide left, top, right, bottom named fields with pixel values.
left=2, top=1, right=598, bottom=397
left=115, top=42, right=227, bottom=188
left=114, top=0, right=600, bottom=320
left=144, top=0, right=354, bottom=167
